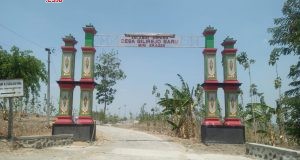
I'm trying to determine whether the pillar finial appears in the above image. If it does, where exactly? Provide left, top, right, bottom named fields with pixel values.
left=221, top=36, right=236, bottom=49
left=63, top=34, right=77, bottom=46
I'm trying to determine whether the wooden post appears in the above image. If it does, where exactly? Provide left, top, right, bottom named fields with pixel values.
left=7, top=97, right=13, bottom=141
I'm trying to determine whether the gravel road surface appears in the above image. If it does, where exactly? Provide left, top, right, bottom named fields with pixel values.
left=0, top=125, right=253, bottom=160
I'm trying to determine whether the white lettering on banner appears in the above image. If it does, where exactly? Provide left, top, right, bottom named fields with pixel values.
left=119, top=33, right=180, bottom=48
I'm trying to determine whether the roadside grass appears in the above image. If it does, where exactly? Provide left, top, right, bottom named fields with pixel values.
left=0, top=113, right=52, bottom=137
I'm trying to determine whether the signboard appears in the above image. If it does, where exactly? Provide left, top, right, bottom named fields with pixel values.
left=0, top=79, right=24, bottom=98
left=120, top=33, right=180, bottom=48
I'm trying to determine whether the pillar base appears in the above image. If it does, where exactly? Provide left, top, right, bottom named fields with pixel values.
left=52, top=123, right=96, bottom=141
left=201, top=125, right=245, bottom=144
left=202, top=118, right=222, bottom=126
left=54, top=116, right=73, bottom=124
left=224, top=118, right=242, bottom=126
left=77, top=116, right=94, bottom=124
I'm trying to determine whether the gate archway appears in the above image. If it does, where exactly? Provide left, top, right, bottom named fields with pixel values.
left=52, top=24, right=244, bottom=143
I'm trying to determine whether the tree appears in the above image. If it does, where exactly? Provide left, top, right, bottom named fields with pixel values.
left=281, top=96, right=300, bottom=144
left=158, top=74, right=203, bottom=138
left=269, top=51, right=282, bottom=97
left=0, top=46, right=47, bottom=115
left=237, top=52, right=257, bottom=139
left=268, top=0, right=300, bottom=144
left=244, top=102, right=276, bottom=145
left=269, top=50, right=286, bottom=143
left=94, top=50, right=126, bottom=120
left=138, top=103, right=149, bottom=122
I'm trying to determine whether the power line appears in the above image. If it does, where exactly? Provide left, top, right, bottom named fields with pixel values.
left=0, top=40, right=11, bottom=48
left=0, top=24, right=61, bottom=102
left=0, top=23, right=61, bottom=73
left=0, top=23, right=44, bottom=49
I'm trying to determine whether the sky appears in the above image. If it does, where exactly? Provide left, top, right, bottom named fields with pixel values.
left=0, top=0, right=295, bottom=118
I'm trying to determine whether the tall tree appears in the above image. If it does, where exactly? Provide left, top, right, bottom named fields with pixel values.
left=268, top=0, right=300, bottom=144
left=94, top=50, right=126, bottom=120
left=237, top=52, right=257, bottom=139
left=269, top=50, right=286, bottom=143
left=269, top=52, right=282, bottom=97
left=0, top=46, right=47, bottom=114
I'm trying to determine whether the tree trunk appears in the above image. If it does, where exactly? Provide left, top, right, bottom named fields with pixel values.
left=275, top=63, right=286, bottom=144
left=103, top=91, right=107, bottom=122
left=249, top=66, right=257, bottom=142
left=103, top=100, right=107, bottom=121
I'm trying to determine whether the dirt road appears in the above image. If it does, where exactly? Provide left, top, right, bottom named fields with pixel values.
left=0, top=125, right=253, bottom=160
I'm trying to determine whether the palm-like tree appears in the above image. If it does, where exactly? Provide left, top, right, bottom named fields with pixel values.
left=237, top=52, right=257, bottom=139
left=244, top=102, right=275, bottom=144
left=269, top=51, right=286, bottom=143
left=158, top=74, right=202, bottom=138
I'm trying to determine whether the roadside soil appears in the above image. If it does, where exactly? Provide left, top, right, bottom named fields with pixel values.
left=0, top=119, right=247, bottom=158
left=0, top=126, right=253, bottom=160
left=114, top=122, right=247, bottom=156
left=0, top=114, right=52, bottom=137
left=0, top=113, right=52, bottom=152
left=0, top=115, right=297, bottom=157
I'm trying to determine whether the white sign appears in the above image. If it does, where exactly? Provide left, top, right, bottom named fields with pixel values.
left=120, top=33, right=180, bottom=48
left=0, top=79, right=24, bottom=98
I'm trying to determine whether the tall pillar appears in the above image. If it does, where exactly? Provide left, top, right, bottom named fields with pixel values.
left=201, top=26, right=222, bottom=126
left=221, top=37, right=242, bottom=126
left=77, top=24, right=97, bottom=124
left=55, top=35, right=77, bottom=124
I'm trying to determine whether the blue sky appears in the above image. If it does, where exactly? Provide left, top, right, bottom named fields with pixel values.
left=0, top=0, right=295, bottom=117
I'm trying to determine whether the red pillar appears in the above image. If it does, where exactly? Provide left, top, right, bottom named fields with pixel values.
left=55, top=35, right=77, bottom=124
left=201, top=26, right=222, bottom=126
left=77, top=24, right=97, bottom=124
left=221, top=37, right=242, bottom=126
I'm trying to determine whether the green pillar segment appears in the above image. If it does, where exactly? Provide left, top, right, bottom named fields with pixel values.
left=55, top=35, right=77, bottom=124
left=78, top=24, right=97, bottom=124
left=203, top=26, right=218, bottom=83
left=205, top=35, right=214, bottom=48
left=85, top=32, right=95, bottom=47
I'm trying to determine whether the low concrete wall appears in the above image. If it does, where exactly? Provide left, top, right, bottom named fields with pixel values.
left=15, top=134, right=73, bottom=149
left=246, top=143, right=300, bottom=160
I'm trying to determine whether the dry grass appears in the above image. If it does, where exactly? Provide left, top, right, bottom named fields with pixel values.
left=0, top=113, right=52, bottom=151
left=0, top=113, right=52, bottom=137
left=117, top=120, right=202, bottom=140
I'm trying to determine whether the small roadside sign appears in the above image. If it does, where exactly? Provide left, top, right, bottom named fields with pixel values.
left=0, top=79, right=24, bottom=141
left=0, top=79, right=24, bottom=98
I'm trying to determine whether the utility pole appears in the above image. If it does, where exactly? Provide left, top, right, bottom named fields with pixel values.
left=45, top=48, right=51, bottom=125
